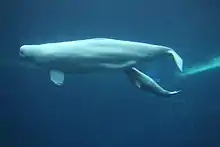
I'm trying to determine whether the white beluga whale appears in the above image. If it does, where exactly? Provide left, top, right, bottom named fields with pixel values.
left=125, top=67, right=181, bottom=97
left=19, top=38, right=183, bottom=96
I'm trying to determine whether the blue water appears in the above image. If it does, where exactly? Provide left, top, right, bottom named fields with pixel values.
left=1, top=0, right=220, bottom=147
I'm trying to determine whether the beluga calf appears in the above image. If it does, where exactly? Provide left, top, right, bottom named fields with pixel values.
left=19, top=38, right=183, bottom=97
left=124, top=67, right=181, bottom=97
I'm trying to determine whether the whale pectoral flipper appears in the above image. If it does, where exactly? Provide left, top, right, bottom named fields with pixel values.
left=135, top=80, right=141, bottom=88
left=50, top=70, right=64, bottom=86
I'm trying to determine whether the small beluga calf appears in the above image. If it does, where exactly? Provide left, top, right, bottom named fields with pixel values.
left=19, top=38, right=183, bottom=97
left=125, top=67, right=181, bottom=97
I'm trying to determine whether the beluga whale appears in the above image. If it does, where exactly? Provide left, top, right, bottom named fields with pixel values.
left=124, top=67, right=181, bottom=97
left=19, top=38, right=183, bottom=97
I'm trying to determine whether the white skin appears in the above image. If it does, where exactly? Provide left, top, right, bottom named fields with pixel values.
left=19, top=38, right=182, bottom=96
left=19, top=38, right=172, bottom=74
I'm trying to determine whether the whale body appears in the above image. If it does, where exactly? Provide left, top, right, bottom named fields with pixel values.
left=19, top=38, right=183, bottom=97
left=125, top=67, right=181, bottom=97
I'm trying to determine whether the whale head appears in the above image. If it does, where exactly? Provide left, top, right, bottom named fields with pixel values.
left=19, top=45, right=43, bottom=68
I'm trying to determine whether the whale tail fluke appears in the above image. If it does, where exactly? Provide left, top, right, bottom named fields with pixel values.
left=168, top=90, right=182, bottom=96
left=163, top=90, right=182, bottom=97
left=167, top=49, right=183, bottom=72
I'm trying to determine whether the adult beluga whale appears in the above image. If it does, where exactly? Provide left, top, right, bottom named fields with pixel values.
left=19, top=38, right=183, bottom=97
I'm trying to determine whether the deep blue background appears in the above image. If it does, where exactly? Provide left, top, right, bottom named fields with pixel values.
left=1, top=0, right=220, bottom=147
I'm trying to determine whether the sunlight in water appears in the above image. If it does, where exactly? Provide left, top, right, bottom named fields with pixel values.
left=178, top=56, right=220, bottom=77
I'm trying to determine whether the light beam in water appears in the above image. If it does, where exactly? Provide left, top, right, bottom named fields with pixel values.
left=178, top=56, right=220, bottom=77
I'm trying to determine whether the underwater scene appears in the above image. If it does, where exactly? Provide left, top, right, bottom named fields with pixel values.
left=1, top=0, right=220, bottom=147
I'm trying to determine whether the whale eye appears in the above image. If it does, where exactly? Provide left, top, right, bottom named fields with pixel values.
left=20, top=50, right=25, bottom=57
